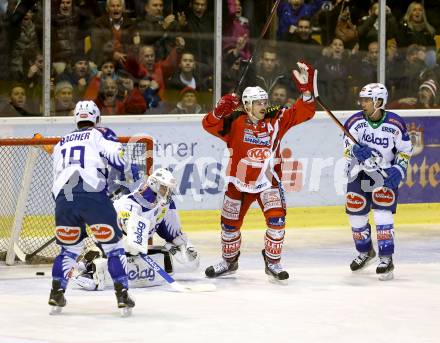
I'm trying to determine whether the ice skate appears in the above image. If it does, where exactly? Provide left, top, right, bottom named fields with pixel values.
left=205, top=253, right=239, bottom=278
left=350, top=248, right=376, bottom=271
left=261, top=250, right=289, bottom=284
left=48, top=280, right=66, bottom=315
left=114, top=283, right=135, bottom=317
left=376, top=256, right=394, bottom=281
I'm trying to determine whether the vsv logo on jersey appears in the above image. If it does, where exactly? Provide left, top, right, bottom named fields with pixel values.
left=247, top=147, right=271, bottom=162
left=128, top=264, right=156, bottom=281
left=362, top=132, right=389, bottom=148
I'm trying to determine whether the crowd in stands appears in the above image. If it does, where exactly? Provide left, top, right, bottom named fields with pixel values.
left=0, top=0, right=440, bottom=117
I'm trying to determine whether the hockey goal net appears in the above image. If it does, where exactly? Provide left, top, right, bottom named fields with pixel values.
left=0, top=135, right=153, bottom=265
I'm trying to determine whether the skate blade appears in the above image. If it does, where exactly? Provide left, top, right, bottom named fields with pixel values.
left=49, top=306, right=63, bottom=315
left=120, top=307, right=133, bottom=317
left=267, top=275, right=289, bottom=285
left=378, top=271, right=394, bottom=281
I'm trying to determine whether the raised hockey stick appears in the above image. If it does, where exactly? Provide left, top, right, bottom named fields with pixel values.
left=315, top=96, right=388, bottom=178
left=234, top=0, right=281, bottom=94
left=139, top=253, right=216, bottom=293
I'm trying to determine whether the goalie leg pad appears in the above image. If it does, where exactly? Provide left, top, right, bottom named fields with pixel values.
left=264, top=228, right=285, bottom=262
left=221, top=223, right=241, bottom=261
left=103, top=241, right=129, bottom=289
left=52, top=243, right=83, bottom=289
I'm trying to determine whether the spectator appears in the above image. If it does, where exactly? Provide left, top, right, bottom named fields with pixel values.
left=94, top=77, right=125, bottom=115
left=280, top=16, right=321, bottom=65
left=9, top=9, right=39, bottom=80
left=388, top=79, right=439, bottom=109
left=137, top=0, right=185, bottom=60
left=166, top=51, right=212, bottom=92
left=53, top=81, right=75, bottom=116
left=397, top=2, right=436, bottom=49
left=90, top=0, right=136, bottom=68
left=51, top=0, right=85, bottom=66
left=170, top=86, right=203, bottom=114
left=0, top=84, right=36, bottom=117
left=352, top=41, right=378, bottom=89
left=255, top=46, right=291, bottom=96
left=421, top=48, right=440, bottom=86
left=223, top=0, right=251, bottom=61
left=57, top=52, right=92, bottom=101
left=22, top=49, right=43, bottom=111
left=357, top=2, right=399, bottom=51
left=270, top=84, right=291, bottom=107
left=277, top=0, right=325, bottom=40
left=388, top=44, right=427, bottom=101
left=84, top=59, right=117, bottom=101
left=316, top=37, right=352, bottom=110
left=124, top=37, right=184, bottom=98
left=182, top=0, right=214, bottom=66
left=139, top=76, right=160, bottom=109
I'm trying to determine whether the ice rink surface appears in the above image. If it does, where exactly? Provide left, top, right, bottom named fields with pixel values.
left=1, top=225, right=439, bottom=343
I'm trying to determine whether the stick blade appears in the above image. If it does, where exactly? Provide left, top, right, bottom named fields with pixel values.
left=170, top=281, right=216, bottom=293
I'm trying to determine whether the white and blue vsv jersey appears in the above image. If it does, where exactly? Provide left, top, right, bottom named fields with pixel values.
left=113, top=187, right=182, bottom=242
left=343, top=111, right=413, bottom=177
left=52, top=127, right=126, bottom=198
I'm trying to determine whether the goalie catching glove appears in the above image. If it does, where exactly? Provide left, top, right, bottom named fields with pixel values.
left=164, top=233, right=200, bottom=272
left=292, top=59, right=318, bottom=99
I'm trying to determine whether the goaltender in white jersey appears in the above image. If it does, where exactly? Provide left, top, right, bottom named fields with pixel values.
left=73, top=168, right=200, bottom=290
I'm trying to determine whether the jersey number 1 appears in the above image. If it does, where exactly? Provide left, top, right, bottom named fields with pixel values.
left=61, top=146, right=85, bottom=168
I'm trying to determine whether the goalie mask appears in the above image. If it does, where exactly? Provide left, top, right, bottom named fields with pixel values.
left=359, top=83, right=388, bottom=110
left=146, top=168, right=177, bottom=206
left=74, top=100, right=100, bottom=126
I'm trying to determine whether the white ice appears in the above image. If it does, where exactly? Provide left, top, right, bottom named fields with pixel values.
left=1, top=225, right=439, bottom=343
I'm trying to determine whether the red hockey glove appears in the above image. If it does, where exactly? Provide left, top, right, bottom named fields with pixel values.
left=292, top=59, right=316, bottom=94
left=213, top=94, right=240, bottom=119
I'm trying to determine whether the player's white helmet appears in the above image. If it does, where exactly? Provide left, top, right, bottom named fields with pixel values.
left=359, top=83, right=388, bottom=109
left=147, top=168, right=177, bottom=205
left=74, top=100, right=100, bottom=125
left=242, top=86, right=268, bottom=108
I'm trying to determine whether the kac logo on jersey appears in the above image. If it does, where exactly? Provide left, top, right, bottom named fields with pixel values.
left=247, top=147, right=271, bottom=162
left=362, top=132, right=389, bottom=148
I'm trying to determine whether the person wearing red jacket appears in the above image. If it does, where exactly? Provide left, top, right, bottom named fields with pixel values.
left=203, top=61, right=318, bottom=283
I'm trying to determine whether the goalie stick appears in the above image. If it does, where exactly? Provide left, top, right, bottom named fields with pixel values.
left=315, top=96, right=388, bottom=179
left=139, top=253, right=216, bottom=293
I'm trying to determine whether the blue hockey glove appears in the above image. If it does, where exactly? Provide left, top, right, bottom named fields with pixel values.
left=383, top=166, right=403, bottom=189
left=352, top=144, right=373, bottom=162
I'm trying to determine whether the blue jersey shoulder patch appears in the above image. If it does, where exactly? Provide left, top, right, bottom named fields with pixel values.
left=344, top=111, right=364, bottom=130
left=96, top=127, right=119, bottom=142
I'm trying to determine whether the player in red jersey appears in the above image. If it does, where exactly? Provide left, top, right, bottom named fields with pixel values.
left=203, top=61, right=317, bottom=282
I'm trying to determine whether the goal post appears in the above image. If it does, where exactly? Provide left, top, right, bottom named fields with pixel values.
left=0, top=135, right=153, bottom=265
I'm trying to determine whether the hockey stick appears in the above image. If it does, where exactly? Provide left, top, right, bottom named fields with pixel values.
left=234, top=0, right=281, bottom=94
left=315, top=96, right=388, bottom=178
left=139, top=253, right=216, bottom=293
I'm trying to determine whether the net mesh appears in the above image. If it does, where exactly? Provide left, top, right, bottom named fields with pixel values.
left=0, top=136, right=152, bottom=264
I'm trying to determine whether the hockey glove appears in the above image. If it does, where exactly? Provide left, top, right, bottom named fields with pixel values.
left=292, top=59, right=316, bottom=94
left=383, top=166, right=403, bottom=189
left=214, top=93, right=240, bottom=119
left=352, top=144, right=373, bottom=162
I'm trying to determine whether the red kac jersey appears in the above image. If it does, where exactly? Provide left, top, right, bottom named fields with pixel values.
left=202, top=99, right=316, bottom=193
